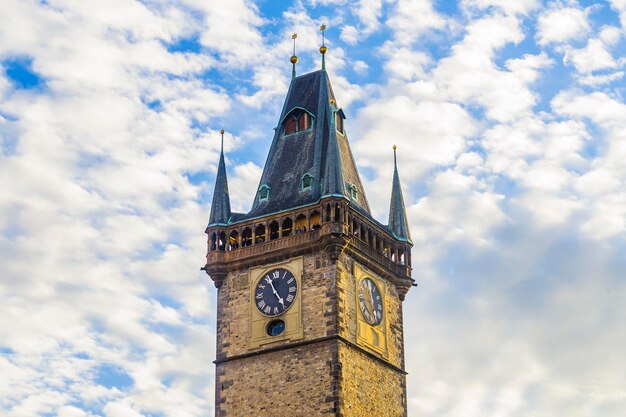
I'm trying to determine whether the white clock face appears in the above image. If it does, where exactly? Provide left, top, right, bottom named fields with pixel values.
left=358, top=277, right=383, bottom=326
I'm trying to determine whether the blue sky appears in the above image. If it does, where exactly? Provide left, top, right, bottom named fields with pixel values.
left=1, top=1, right=626, bottom=416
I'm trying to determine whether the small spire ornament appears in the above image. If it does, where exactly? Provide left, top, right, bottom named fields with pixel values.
left=290, top=33, right=298, bottom=79
left=319, top=24, right=327, bottom=70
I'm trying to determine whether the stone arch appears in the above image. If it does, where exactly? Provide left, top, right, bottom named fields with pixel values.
left=218, top=231, right=226, bottom=251
left=269, top=220, right=279, bottom=241
left=228, top=230, right=239, bottom=250
left=282, top=218, right=293, bottom=237
left=242, top=227, right=252, bottom=247
left=210, top=232, right=217, bottom=251
left=254, top=224, right=266, bottom=244
left=310, top=210, right=321, bottom=229
left=295, top=213, right=307, bottom=233
left=398, top=247, right=406, bottom=265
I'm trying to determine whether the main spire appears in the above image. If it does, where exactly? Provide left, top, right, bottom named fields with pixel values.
left=208, top=129, right=231, bottom=226
left=388, top=146, right=411, bottom=242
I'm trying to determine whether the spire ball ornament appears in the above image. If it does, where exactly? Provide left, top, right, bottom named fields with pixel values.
left=290, top=33, right=298, bottom=79
left=319, top=24, right=328, bottom=69
left=220, top=129, right=225, bottom=135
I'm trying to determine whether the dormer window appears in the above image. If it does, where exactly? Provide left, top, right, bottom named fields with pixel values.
left=348, top=183, right=358, bottom=200
left=335, top=110, right=345, bottom=135
left=283, top=109, right=313, bottom=135
left=258, top=185, right=270, bottom=202
left=301, top=173, right=314, bottom=190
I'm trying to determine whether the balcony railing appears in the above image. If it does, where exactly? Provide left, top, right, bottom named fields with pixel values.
left=207, top=229, right=321, bottom=264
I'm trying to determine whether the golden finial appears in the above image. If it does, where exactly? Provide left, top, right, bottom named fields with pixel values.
left=220, top=129, right=225, bottom=135
left=220, top=129, right=225, bottom=152
left=291, top=33, right=298, bottom=78
left=393, top=145, right=398, bottom=167
left=319, top=24, right=327, bottom=70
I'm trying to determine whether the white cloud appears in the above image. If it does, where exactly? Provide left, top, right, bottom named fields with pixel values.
left=227, top=161, right=263, bottom=213
left=609, top=0, right=626, bottom=28
left=381, top=43, right=432, bottom=80
left=355, top=0, right=384, bottom=34
left=563, top=26, right=623, bottom=75
left=353, top=94, right=476, bottom=179
left=463, top=0, right=540, bottom=15
left=386, top=0, right=448, bottom=44
left=537, top=5, right=590, bottom=45
left=340, top=25, right=360, bottom=45
left=353, top=60, right=369, bottom=74
left=434, top=16, right=551, bottom=122
left=576, top=70, right=624, bottom=86
left=566, top=38, right=618, bottom=73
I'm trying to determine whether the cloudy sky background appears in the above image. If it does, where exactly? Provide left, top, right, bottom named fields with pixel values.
left=1, top=0, right=625, bottom=416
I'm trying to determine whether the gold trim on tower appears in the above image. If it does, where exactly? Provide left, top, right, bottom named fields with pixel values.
left=248, top=257, right=304, bottom=349
left=354, top=262, right=389, bottom=358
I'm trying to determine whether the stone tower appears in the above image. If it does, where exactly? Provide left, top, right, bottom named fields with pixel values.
left=204, top=43, right=414, bottom=416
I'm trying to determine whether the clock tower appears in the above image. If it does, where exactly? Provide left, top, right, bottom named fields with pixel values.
left=204, top=36, right=414, bottom=417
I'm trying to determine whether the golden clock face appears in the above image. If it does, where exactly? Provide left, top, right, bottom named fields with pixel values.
left=358, top=277, right=383, bottom=326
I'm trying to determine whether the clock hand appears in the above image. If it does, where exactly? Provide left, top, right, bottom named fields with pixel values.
left=266, top=278, right=285, bottom=307
left=369, top=290, right=377, bottom=320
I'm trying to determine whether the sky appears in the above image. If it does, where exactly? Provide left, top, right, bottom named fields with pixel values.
left=0, top=0, right=625, bottom=416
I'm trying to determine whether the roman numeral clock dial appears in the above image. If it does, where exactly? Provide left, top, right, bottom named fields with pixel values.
left=255, top=268, right=298, bottom=317
left=358, top=277, right=383, bottom=326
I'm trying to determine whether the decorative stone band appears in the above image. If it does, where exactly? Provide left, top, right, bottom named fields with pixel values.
left=213, top=333, right=408, bottom=376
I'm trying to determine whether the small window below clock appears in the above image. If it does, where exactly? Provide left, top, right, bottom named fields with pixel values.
left=267, top=319, right=285, bottom=336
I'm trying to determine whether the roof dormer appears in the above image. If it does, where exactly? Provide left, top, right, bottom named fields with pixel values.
left=282, top=108, right=313, bottom=136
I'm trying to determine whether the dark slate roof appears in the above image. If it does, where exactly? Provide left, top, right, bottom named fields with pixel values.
left=207, top=144, right=231, bottom=226
left=243, top=69, right=371, bottom=219
left=388, top=149, right=412, bottom=243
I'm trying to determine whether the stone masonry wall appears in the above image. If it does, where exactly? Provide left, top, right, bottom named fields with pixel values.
left=338, top=342, right=406, bottom=417
left=215, top=249, right=341, bottom=416
left=216, top=340, right=337, bottom=416
left=214, top=247, right=408, bottom=416
left=336, top=252, right=405, bottom=369
left=216, top=251, right=338, bottom=361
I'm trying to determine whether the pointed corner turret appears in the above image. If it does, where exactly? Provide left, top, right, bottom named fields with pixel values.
left=388, top=146, right=412, bottom=244
left=208, top=129, right=231, bottom=227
